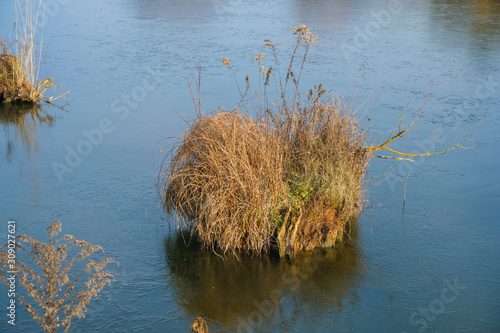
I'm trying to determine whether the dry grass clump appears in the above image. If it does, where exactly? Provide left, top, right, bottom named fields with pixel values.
left=0, top=39, right=35, bottom=102
left=162, top=105, right=367, bottom=256
left=0, top=221, right=118, bottom=333
left=0, top=0, right=68, bottom=103
left=164, top=111, right=285, bottom=253
left=160, top=25, right=368, bottom=256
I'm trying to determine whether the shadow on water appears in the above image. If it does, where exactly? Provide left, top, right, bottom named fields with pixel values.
left=0, top=103, right=55, bottom=162
left=164, top=221, right=363, bottom=330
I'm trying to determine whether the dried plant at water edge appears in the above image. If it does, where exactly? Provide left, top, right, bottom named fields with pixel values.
left=160, top=25, right=367, bottom=256
left=0, top=0, right=68, bottom=103
left=0, top=221, right=118, bottom=333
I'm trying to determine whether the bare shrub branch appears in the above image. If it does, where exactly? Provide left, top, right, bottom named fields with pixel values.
left=366, top=87, right=482, bottom=160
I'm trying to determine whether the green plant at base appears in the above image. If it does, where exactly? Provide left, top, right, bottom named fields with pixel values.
left=291, top=184, right=314, bottom=201
left=0, top=221, right=118, bottom=333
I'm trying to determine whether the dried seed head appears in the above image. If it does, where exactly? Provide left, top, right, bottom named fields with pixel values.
left=252, top=52, right=265, bottom=61
left=290, top=24, right=318, bottom=45
left=48, top=220, right=62, bottom=238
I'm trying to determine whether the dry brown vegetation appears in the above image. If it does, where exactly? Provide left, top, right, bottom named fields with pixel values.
left=277, top=95, right=368, bottom=255
left=160, top=24, right=479, bottom=257
left=0, top=221, right=118, bottom=333
left=190, top=316, right=209, bottom=333
left=163, top=110, right=285, bottom=254
left=0, top=41, right=35, bottom=102
left=161, top=98, right=367, bottom=256
left=0, top=1, right=68, bottom=103
left=160, top=25, right=368, bottom=257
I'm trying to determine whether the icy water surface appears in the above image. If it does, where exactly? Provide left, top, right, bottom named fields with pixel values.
left=1, top=0, right=499, bottom=332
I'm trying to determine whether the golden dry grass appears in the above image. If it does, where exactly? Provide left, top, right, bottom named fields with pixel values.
left=0, top=39, right=35, bottom=102
left=275, top=94, right=368, bottom=255
left=0, top=1, right=68, bottom=103
left=163, top=110, right=285, bottom=254
left=160, top=25, right=369, bottom=257
left=160, top=97, right=368, bottom=256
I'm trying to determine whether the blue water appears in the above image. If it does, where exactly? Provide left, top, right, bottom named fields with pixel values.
left=1, top=0, right=499, bottom=332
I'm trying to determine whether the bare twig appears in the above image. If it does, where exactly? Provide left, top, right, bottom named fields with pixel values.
left=366, top=85, right=482, bottom=159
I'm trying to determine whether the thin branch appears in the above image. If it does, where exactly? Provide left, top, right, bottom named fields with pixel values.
left=366, top=85, right=482, bottom=160
left=369, top=115, right=481, bottom=158
left=366, top=86, right=432, bottom=153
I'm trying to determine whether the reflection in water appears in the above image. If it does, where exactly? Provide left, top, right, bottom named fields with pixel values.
left=130, top=0, right=233, bottom=23
left=0, top=103, right=54, bottom=162
left=291, top=0, right=359, bottom=33
left=165, top=222, right=363, bottom=330
left=429, top=0, right=500, bottom=54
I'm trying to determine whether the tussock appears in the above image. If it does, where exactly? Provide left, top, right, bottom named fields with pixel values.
left=160, top=25, right=368, bottom=256
left=161, top=101, right=367, bottom=256
left=0, top=1, right=68, bottom=103
left=163, top=111, right=285, bottom=254
left=0, top=40, right=35, bottom=102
